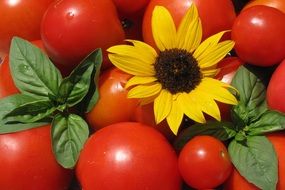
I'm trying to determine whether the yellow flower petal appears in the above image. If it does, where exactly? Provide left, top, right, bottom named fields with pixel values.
left=198, top=40, right=235, bottom=68
left=193, top=31, right=230, bottom=59
left=176, top=4, right=202, bottom=52
left=191, top=90, right=221, bottom=121
left=109, top=53, right=155, bottom=76
left=152, top=6, right=177, bottom=51
left=166, top=99, right=184, bottom=135
left=201, top=68, right=220, bottom=77
left=125, top=76, right=157, bottom=89
left=177, top=92, right=206, bottom=123
left=197, top=78, right=238, bottom=105
left=128, top=83, right=162, bottom=98
left=125, top=40, right=158, bottom=60
left=154, top=89, right=172, bottom=124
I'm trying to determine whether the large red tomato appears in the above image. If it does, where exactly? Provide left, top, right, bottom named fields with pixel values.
left=0, top=0, right=53, bottom=54
left=231, top=6, right=285, bottom=66
left=41, top=0, right=125, bottom=72
left=243, top=0, right=285, bottom=13
left=267, top=60, right=285, bottom=113
left=178, top=135, right=232, bottom=189
left=0, top=125, right=73, bottom=190
left=76, top=122, right=182, bottom=190
left=224, top=132, right=285, bottom=190
left=85, top=68, right=139, bottom=131
left=142, top=0, right=236, bottom=48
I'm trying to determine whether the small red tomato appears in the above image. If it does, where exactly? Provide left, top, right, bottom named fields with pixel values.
left=76, top=122, right=182, bottom=190
left=85, top=68, right=139, bottom=131
left=178, top=135, right=232, bottom=189
left=232, top=6, right=285, bottom=66
left=0, top=0, right=53, bottom=53
left=0, top=125, right=73, bottom=190
left=267, top=59, right=285, bottom=113
left=41, top=0, right=125, bottom=72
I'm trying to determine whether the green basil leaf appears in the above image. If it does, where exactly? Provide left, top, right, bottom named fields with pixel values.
left=51, top=113, right=89, bottom=168
left=57, top=50, right=98, bottom=107
left=0, top=94, right=35, bottom=122
left=0, top=121, right=50, bottom=134
left=78, top=49, right=102, bottom=112
left=247, top=110, right=285, bottom=135
left=9, top=37, right=62, bottom=99
left=228, top=136, right=278, bottom=190
left=3, top=100, right=55, bottom=124
left=173, top=121, right=236, bottom=151
left=231, top=65, right=268, bottom=124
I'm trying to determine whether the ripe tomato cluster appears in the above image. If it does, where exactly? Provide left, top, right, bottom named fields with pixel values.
left=0, top=0, right=285, bottom=190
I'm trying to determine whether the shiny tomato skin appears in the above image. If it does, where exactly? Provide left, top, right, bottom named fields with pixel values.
left=178, top=136, right=232, bottom=189
left=243, top=0, right=285, bottom=13
left=267, top=59, right=285, bottom=113
left=76, top=122, right=182, bottom=190
left=112, top=0, right=150, bottom=14
left=41, top=0, right=125, bottom=72
left=142, top=0, right=236, bottom=48
left=232, top=6, right=285, bottom=66
left=86, top=68, right=139, bottom=131
left=0, top=0, right=53, bottom=54
left=224, top=132, right=285, bottom=190
left=0, top=125, right=73, bottom=190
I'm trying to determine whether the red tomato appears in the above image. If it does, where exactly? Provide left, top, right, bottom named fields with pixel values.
left=76, top=122, right=182, bottom=190
left=231, top=6, right=285, bottom=66
left=0, top=55, right=19, bottom=98
left=243, top=0, right=285, bottom=13
left=142, top=0, right=236, bottom=48
left=0, top=125, right=73, bottom=190
left=178, top=136, right=232, bottom=189
left=267, top=59, right=285, bottom=113
left=41, top=0, right=125, bottom=72
left=0, top=0, right=53, bottom=54
left=224, top=132, right=285, bottom=189
left=112, top=0, right=150, bottom=14
left=85, top=68, right=139, bottom=131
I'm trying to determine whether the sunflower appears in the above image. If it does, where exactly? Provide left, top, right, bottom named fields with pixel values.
left=107, top=4, right=238, bottom=135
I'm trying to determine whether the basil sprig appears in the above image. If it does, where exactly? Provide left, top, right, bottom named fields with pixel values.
left=0, top=37, right=102, bottom=168
left=174, top=64, right=285, bottom=190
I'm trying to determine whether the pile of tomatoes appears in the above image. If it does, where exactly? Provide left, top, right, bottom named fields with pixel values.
left=0, top=0, right=285, bottom=189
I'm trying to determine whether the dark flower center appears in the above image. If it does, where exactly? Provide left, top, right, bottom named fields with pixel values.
left=154, top=48, right=202, bottom=94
